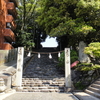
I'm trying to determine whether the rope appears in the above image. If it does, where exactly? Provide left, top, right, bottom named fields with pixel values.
left=24, top=50, right=64, bottom=58
left=31, top=50, right=64, bottom=54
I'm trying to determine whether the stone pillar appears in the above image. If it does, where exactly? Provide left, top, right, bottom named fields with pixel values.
left=15, top=47, right=24, bottom=87
left=65, top=48, right=71, bottom=88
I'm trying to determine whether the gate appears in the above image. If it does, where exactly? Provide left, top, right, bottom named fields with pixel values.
left=15, top=47, right=71, bottom=90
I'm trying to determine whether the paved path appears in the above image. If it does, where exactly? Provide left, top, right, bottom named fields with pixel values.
left=23, top=54, right=64, bottom=78
left=1, top=92, right=78, bottom=100
left=73, top=92, right=100, bottom=100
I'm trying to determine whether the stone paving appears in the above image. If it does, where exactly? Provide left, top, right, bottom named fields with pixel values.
left=23, top=54, right=64, bottom=78
left=2, top=92, right=77, bottom=100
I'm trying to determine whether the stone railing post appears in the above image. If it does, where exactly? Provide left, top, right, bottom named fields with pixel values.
left=15, top=47, right=24, bottom=87
left=65, top=48, right=71, bottom=90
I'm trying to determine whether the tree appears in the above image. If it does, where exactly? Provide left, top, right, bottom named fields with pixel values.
left=36, top=0, right=100, bottom=47
left=15, top=0, right=47, bottom=49
left=15, top=0, right=38, bottom=49
left=84, top=42, right=100, bottom=63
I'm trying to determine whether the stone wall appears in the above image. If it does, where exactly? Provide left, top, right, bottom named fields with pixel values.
left=0, top=48, right=17, bottom=65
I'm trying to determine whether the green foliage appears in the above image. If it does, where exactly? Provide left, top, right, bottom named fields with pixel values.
left=58, top=50, right=78, bottom=68
left=84, top=42, right=100, bottom=73
left=74, top=81, right=85, bottom=90
left=70, top=50, right=78, bottom=63
left=36, top=0, right=100, bottom=47
left=16, top=0, right=100, bottom=49
left=49, top=18, right=95, bottom=37
left=15, top=0, right=38, bottom=49
left=75, top=62, right=100, bottom=71
left=73, top=62, right=100, bottom=90
left=81, top=65, right=100, bottom=71
left=58, top=52, right=65, bottom=68
left=84, top=42, right=100, bottom=58
left=16, top=30, right=35, bottom=49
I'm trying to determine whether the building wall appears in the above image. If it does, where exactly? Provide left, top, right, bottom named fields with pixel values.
left=0, top=0, right=17, bottom=50
left=0, top=48, right=17, bottom=65
left=0, top=0, right=5, bottom=44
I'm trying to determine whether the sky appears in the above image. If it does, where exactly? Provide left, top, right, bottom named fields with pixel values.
left=41, top=36, right=58, bottom=47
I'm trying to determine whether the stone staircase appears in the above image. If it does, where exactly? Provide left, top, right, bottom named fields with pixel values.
left=14, top=77, right=65, bottom=92
left=85, top=78, right=100, bottom=99
left=14, top=54, right=65, bottom=92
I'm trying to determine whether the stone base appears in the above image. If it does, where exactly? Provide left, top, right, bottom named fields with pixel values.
left=0, top=86, right=6, bottom=92
left=0, top=75, right=11, bottom=90
left=64, top=87, right=72, bottom=92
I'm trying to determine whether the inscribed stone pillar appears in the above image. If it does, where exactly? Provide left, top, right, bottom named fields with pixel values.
left=65, top=48, right=71, bottom=88
left=15, top=47, right=24, bottom=87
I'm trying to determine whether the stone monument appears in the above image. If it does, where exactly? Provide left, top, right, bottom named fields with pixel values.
left=79, top=41, right=90, bottom=63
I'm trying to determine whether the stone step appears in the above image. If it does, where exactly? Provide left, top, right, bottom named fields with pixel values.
left=14, top=87, right=64, bottom=92
left=22, top=85, right=65, bottom=88
left=22, top=83, right=64, bottom=88
left=22, top=82, right=65, bottom=85
left=97, top=78, right=100, bottom=81
left=22, top=84, right=64, bottom=87
left=22, top=86, right=64, bottom=89
left=21, top=89, right=64, bottom=92
left=91, top=83, right=100, bottom=89
left=22, top=78, right=65, bottom=86
left=73, top=92, right=100, bottom=100
left=23, top=80, right=64, bottom=82
left=94, top=80, right=100, bottom=84
left=85, top=89, right=100, bottom=99
left=15, top=76, right=65, bottom=92
left=22, top=80, right=64, bottom=84
left=23, top=76, right=65, bottom=78
left=22, top=78, right=65, bottom=81
left=84, top=78, right=100, bottom=99
left=88, top=86, right=100, bottom=94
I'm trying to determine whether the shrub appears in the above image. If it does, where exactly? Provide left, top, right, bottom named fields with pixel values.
left=70, top=50, right=78, bottom=63
left=74, top=81, right=86, bottom=90
left=73, top=42, right=100, bottom=90
left=58, top=51, right=65, bottom=68
left=84, top=42, right=100, bottom=58
left=58, top=50, right=78, bottom=68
